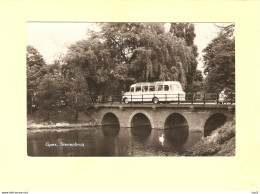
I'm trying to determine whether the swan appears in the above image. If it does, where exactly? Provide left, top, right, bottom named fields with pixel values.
left=159, top=134, right=164, bottom=146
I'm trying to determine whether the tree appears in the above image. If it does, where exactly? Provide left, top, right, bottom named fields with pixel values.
left=63, top=68, right=91, bottom=122
left=63, top=23, right=198, bottom=95
left=170, top=23, right=199, bottom=92
left=31, top=57, right=92, bottom=122
left=203, top=24, right=235, bottom=92
left=63, top=38, right=116, bottom=95
left=192, top=70, right=205, bottom=92
left=34, top=74, right=62, bottom=120
left=170, top=23, right=196, bottom=46
left=26, top=45, right=47, bottom=114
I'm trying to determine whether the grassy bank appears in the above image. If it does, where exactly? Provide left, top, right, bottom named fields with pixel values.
left=27, top=110, right=97, bottom=129
left=184, top=120, right=235, bottom=156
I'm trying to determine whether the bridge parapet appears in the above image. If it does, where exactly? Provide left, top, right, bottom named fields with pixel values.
left=93, top=92, right=235, bottom=105
left=92, top=103, right=235, bottom=111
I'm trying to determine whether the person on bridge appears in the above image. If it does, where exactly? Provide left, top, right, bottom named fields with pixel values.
left=219, top=89, right=227, bottom=104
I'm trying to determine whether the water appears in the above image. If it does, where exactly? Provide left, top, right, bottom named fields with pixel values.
left=27, top=126, right=202, bottom=156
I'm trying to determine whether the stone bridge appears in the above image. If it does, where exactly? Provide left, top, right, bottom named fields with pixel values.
left=88, top=103, right=235, bottom=136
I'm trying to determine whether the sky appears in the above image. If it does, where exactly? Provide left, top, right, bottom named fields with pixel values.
left=27, top=22, right=228, bottom=73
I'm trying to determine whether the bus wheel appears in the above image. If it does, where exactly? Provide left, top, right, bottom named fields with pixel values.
left=153, top=97, right=159, bottom=104
left=123, top=98, right=129, bottom=104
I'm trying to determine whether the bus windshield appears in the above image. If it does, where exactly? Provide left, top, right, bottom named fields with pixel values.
left=171, top=84, right=182, bottom=91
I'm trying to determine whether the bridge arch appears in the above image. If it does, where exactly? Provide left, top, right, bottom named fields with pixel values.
left=164, top=113, right=188, bottom=129
left=164, top=113, right=189, bottom=145
left=128, top=110, right=154, bottom=128
left=102, top=112, right=120, bottom=126
left=204, top=113, right=227, bottom=137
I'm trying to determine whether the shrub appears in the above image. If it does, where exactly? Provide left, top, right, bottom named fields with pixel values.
left=184, top=120, right=235, bottom=156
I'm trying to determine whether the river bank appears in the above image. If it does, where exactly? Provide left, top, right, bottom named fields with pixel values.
left=183, top=120, right=235, bottom=156
left=27, top=121, right=98, bottom=129
left=27, top=111, right=97, bottom=129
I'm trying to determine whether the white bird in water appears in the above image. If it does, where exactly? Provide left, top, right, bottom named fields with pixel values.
left=159, top=134, right=165, bottom=146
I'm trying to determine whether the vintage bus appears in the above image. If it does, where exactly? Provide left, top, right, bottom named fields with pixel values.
left=122, top=81, right=186, bottom=104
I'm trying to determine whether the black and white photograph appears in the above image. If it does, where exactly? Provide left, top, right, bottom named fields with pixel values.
left=2, top=0, right=260, bottom=192
left=27, top=22, right=235, bottom=157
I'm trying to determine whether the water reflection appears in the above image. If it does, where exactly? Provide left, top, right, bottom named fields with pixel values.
left=27, top=125, right=202, bottom=156
left=102, top=125, right=120, bottom=137
left=131, top=125, right=152, bottom=143
left=164, top=125, right=189, bottom=146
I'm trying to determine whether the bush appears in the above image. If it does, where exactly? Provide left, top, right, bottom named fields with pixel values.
left=216, top=121, right=235, bottom=144
left=185, top=140, right=221, bottom=156
left=32, top=108, right=74, bottom=123
left=184, top=120, right=235, bottom=156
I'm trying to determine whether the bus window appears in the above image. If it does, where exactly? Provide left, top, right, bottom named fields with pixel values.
left=164, top=85, right=169, bottom=91
left=143, top=86, right=148, bottom=92
left=136, top=86, right=142, bottom=92
left=157, top=85, right=163, bottom=91
left=149, top=85, right=155, bottom=92
left=130, top=87, right=135, bottom=92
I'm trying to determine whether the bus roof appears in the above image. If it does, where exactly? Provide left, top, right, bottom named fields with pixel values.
left=154, top=81, right=181, bottom=85
left=130, top=81, right=181, bottom=87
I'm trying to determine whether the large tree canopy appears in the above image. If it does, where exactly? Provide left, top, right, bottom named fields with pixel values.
left=63, top=23, right=199, bottom=95
left=203, top=24, right=235, bottom=92
left=170, top=23, right=196, bottom=47
left=27, top=45, right=47, bottom=91
left=170, top=23, right=199, bottom=92
left=27, top=45, right=47, bottom=113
